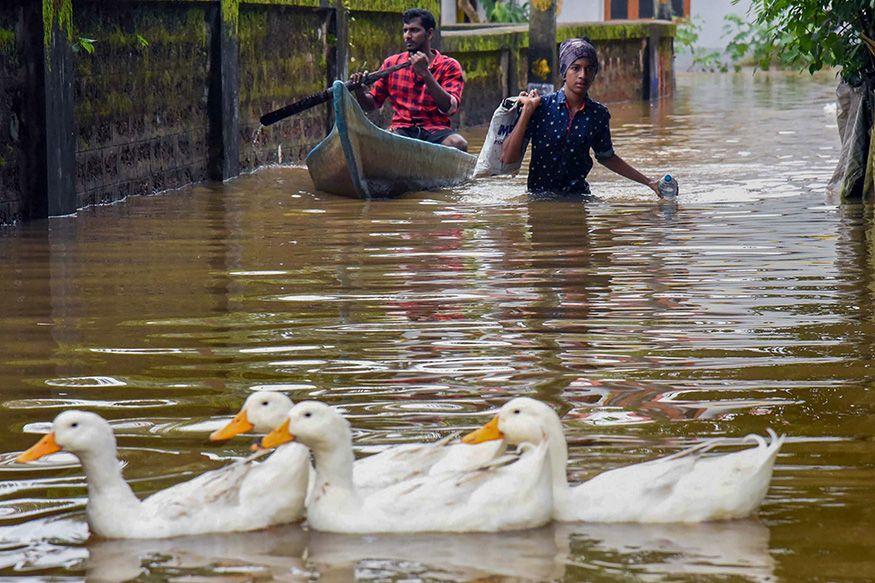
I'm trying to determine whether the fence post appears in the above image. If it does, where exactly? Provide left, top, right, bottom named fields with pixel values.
left=208, top=0, right=240, bottom=181
left=21, top=0, right=76, bottom=219
left=333, top=0, right=349, bottom=81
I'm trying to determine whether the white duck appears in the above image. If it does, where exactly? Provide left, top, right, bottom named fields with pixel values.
left=463, top=397, right=784, bottom=523
left=261, top=400, right=553, bottom=533
left=16, top=410, right=309, bottom=539
left=209, top=391, right=312, bottom=513
left=211, top=391, right=503, bottom=494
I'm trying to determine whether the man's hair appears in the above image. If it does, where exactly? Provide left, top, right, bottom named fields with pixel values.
left=402, top=8, right=436, bottom=31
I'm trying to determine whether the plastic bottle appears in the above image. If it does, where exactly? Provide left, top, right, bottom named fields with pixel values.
left=657, top=174, right=679, bottom=198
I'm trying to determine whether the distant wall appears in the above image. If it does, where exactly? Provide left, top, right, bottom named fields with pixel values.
left=443, top=20, right=675, bottom=126
left=0, top=1, right=672, bottom=226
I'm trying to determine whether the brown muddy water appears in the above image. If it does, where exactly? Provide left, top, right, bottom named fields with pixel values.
left=1, top=71, right=873, bottom=581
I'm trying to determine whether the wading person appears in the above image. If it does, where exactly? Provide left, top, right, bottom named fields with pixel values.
left=349, top=8, right=468, bottom=152
left=500, top=38, right=662, bottom=196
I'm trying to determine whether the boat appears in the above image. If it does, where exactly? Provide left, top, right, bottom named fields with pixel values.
left=306, top=81, right=477, bottom=198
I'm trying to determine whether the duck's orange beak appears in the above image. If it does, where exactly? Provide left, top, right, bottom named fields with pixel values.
left=261, top=419, right=294, bottom=449
left=462, top=416, right=503, bottom=444
left=17, top=432, right=61, bottom=463
left=210, top=410, right=254, bottom=442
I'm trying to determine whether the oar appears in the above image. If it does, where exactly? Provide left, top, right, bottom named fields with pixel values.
left=259, top=61, right=412, bottom=127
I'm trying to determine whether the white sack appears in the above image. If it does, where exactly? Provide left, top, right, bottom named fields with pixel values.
left=473, top=97, right=529, bottom=178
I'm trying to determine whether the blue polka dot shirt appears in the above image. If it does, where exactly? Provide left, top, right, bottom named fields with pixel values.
left=524, top=89, right=615, bottom=194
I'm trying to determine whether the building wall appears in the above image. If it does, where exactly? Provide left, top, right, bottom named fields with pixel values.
left=558, top=0, right=604, bottom=23
left=443, top=20, right=675, bottom=110
left=238, top=5, right=328, bottom=169
left=73, top=1, right=213, bottom=207
left=0, top=6, right=24, bottom=224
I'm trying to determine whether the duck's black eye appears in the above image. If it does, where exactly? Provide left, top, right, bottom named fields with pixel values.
left=304, top=412, right=312, bottom=418
left=513, top=409, right=520, bottom=415
left=71, top=422, right=78, bottom=428
left=261, top=401, right=269, bottom=406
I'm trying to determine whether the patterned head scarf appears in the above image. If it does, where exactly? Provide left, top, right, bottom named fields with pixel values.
left=559, top=38, right=599, bottom=78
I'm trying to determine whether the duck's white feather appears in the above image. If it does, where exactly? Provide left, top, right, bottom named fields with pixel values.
left=353, top=439, right=505, bottom=494
left=26, top=411, right=309, bottom=539
left=276, top=402, right=553, bottom=534
left=222, top=392, right=504, bottom=497
left=564, top=430, right=784, bottom=522
left=484, top=398, right=784, bottom=524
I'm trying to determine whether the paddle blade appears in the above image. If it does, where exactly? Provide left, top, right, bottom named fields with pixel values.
left=260, top=88, right=332, bottom=127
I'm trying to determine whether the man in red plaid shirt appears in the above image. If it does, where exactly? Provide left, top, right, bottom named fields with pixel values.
left=349, top=8, right=468, bottom=151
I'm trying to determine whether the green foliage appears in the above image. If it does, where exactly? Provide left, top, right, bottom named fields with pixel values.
left=675, top=18, right=725, bottom=72
left=745, top=0, right=875, bottom=83
left=136, top=34, right=149, bottom=49
left=72, top=36, right=95, bottom=54
left=677, top=12, right=809, bottom=73
left=482, top=0, right=529, bottom=23
left=721, top=13, right=803, bottom=71
left=0, top=28, right=15, bottom=54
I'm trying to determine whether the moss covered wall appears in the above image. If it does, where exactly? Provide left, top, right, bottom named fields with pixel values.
left=238, top=5, right=326, bottom=169
left=73, top=1, right=212, bottom=206
left=0, top=2, right=674, bottom=226
left=0, top=7, right=24, bottom=224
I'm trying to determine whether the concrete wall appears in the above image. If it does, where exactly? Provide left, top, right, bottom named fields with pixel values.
left=443, top=20, right=675, bottom=126
left=0, top=6, right=24, bottom=225
left=73, top=1, right=213, bottom=206
left=238, top=4, right=328, bottom=169
left=0, top=1, right=673, bottom=226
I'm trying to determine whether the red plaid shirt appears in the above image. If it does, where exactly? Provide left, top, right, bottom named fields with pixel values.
left=369, top=51, right=464, bottom=131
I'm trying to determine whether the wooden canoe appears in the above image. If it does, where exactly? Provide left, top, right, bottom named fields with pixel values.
left=306, top=80, right=477, bottom=198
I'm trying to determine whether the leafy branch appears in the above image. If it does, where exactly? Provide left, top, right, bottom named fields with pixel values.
left=744, top=0, right=875, bottom=83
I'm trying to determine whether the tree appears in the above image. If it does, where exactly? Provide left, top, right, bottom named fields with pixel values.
left=746, top=0, right=875, bottom=84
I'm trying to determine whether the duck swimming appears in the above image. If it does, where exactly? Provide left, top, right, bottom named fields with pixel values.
left=261, top=400, right=553, bottom=533
left=17, top=410, right=309, bottom=539
left=463, top=397, right=784, bottom=523
left=211, top=390, right=503, bottom=494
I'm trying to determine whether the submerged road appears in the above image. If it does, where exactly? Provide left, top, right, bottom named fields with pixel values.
left=0, top=70, right=871, bottom=580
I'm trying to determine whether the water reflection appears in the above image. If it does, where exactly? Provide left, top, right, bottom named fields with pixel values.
left=74, top=520, right=774, bottom=581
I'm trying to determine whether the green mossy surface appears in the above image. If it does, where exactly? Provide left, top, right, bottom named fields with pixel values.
left=348, top=11, right=399, bottom=71
left=221, top=0, right=239, bottom=34
left=43, top=0, right=73, bottom=48
left=456, top=51, right=502, bottom=83
left=237, top=5, right=328, bottom=169
left=443, top=28, right=525, bottom=53
left=238, top=6, right=326, bottom=100
left=75, top=3, right=210, bottom=123
left=71, top=0, right=213, bottom=203
left=0, top=28, right=15, bottom=55
left=236, top=0, right=437, bottom=11
left=241, top=0, right=323, bottom=6
left=345, top=0, right=439, bottom=14
left=443, top=20, right=675, bottom=54
left=559, top=20, right=675, bottom=41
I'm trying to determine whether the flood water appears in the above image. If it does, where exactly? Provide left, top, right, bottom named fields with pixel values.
left=1, top=70, right=873, bottom=581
